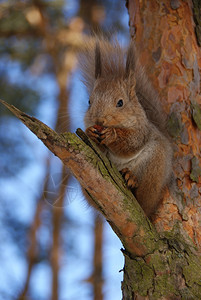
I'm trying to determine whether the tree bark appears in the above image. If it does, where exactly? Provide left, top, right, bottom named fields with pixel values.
left=127, top=0, right=201, bottom=243
left=125, top=0, right=201, bottom=298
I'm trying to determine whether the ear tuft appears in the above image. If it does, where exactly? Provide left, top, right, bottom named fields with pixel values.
left=125, top=41, right=136, bottom=78
left=95, top=42, right=102, bottom=79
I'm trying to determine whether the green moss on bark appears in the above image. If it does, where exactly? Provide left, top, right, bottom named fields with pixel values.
left=167, top=112, right=182, bottom=139
left=124, top=256, right=154, bottom=296
left=190, top=156, right=201, bottom=183
left=122, top=226, right=201, bottom=299
left=183, top=252, right=201, bottom=289
left=191, top=102, right=201, bottom=131
left=192, top=0, right=201, bottom=46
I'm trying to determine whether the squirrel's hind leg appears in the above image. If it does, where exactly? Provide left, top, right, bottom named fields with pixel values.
left=120, top=168, right=138, bottom=190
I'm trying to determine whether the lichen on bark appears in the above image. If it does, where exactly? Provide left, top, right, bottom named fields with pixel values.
left=122, top=225, right=201, bottom=299
left=190, top=156, right=201, bottom=183
left=191, top=101, right=201, bottom=131
left=192, top=0, right=201, bottom=47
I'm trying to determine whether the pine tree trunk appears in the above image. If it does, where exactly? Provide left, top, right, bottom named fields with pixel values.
left=122, top=0, right=201, bottom=298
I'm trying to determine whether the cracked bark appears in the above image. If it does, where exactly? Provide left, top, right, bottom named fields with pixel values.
left=125, top=0, right=201, bottom=298
left=1, top=99, right=201, bottom=299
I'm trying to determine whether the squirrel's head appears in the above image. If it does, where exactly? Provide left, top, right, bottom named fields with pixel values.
left=84, top=41, right=148, bottom=129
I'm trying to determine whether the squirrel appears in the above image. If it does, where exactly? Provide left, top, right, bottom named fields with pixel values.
left=79, top=37, right=173, bottom=216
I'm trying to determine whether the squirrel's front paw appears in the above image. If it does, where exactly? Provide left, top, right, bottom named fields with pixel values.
left=100, top=127, right=117, bottom=146
left=120, top=168, right=138, bottom=190
left=86, top=125, right=106, bottom=144
left=86, top=126, right=101, bottom=144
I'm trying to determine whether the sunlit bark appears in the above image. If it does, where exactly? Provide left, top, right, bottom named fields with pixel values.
left=124, top=0, right=201, bottom=298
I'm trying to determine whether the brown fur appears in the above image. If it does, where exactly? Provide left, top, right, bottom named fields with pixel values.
left=79, top=37, right=173, bottom=216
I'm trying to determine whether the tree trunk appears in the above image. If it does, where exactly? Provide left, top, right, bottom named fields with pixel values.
left=124, top=0, right=201, bottom=298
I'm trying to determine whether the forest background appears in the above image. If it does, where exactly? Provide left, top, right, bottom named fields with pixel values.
left=0, top=0, right=130, bottom=300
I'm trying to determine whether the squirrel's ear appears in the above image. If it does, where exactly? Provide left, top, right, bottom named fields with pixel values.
left=125, top=41, right=136, bottom=78
left=95, top=42, right=102, bottom=79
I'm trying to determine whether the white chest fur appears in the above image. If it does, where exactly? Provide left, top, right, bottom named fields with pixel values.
left=107, top=146, right=149, bottom=171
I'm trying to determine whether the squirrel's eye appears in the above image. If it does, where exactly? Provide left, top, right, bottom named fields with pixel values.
left=116, top=99, right=123, bottom=107
left=88, top=99, right=91, bottom=106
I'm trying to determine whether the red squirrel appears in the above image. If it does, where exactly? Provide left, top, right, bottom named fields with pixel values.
left=79, top=37, right=173, bottom=216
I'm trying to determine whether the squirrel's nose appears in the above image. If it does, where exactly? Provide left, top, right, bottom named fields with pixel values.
left=96, top=118, right=106, bottom=126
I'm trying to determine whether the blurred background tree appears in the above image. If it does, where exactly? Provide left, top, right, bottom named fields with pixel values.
left=0, top=1, right=129, bottom=299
